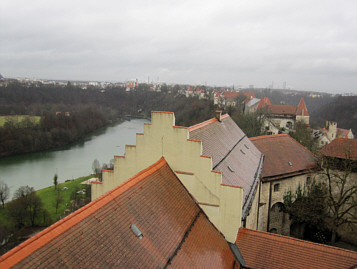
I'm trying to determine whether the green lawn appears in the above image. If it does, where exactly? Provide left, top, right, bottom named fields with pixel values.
left=37, top=175, right=93, bottom=221
left=0, top=175, right=94, bottom=227
left=0, top=115, right=41, bottom=127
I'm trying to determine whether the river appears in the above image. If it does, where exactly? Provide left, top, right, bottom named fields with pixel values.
left=0, top=119, right=149, bottom=197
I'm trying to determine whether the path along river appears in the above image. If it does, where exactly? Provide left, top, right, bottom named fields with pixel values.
left=0, top=119, right=149, bottom=197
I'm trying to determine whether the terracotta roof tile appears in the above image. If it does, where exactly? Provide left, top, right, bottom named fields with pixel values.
left=319, top=138, right=357, bottom=161
left=250, top=134, right=317, bottom=180
left=296, top=98, right=310, bottom=116
left=1, top=158, right=235, bottom=268
left=189, top=115, right=263, bottom=218
left=337, top=128, right=350, bottom=138
left=236, top=228, right=357, bottom=269
left=258, top=97, right=309, bottom=116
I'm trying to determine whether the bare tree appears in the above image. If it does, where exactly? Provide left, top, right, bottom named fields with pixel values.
left=0, top=181, right=10, bottom=208
left=92, top=159, right=100, bottom=176
left=320, top=154, right=357, bottom=243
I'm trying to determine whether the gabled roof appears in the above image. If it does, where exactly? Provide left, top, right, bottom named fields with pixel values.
left=296, top=97, right=310, bottom=116
left=257, top=96, right=272, bottom=108
left=337, top=128, right=353, bottom=138
left=250, top=134, right=317, bottom=181
left=258, top=97, right=309, bottom=116
left=319, top=138, right=357, bottom=161
left=1, top=158, right=236, bottom=269
left=189, top=114, right=263, bottom=218
left=236, top=228, right=357, bottom=269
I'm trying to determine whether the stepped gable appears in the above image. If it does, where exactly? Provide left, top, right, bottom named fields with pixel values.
left=319, top=138, right=357, bottom=161
left=236, top=227, right=357, bottom=269
left=250, top=134, right=317, bottom=181
left=95, top=111, right=244, bottom=243
left=189, top=113, right=263, bottom=218
left=0, top=158, right=236, bottom=269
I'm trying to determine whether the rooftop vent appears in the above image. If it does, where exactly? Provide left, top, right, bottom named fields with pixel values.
left=228, top=165, right=235, bottom=172
left=244, top=144, right=250, bottom=149
left=240, top=149, right=246, bottom=155
left=288, top=161, right=293, bottom=167
left=131, top=224, right=143, bottom=239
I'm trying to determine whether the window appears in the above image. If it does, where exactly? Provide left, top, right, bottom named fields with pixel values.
left=274, top=183, right=280, bottom=192
left=306, top=176, right=311, bottom=185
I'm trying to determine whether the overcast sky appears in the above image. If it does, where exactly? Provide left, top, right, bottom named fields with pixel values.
left=1, top=0, right=356, bottom=93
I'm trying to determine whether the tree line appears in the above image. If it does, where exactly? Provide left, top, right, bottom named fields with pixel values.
left=0, top=82, right=216, bottom=157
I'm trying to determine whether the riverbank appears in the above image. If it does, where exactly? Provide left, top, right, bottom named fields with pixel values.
left=0, top=174, right=93, bottom=255
left=0, top=118, right=148, bottom=199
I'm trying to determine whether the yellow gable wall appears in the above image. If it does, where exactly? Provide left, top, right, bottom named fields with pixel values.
left=91, top=111, right=243, bottom=243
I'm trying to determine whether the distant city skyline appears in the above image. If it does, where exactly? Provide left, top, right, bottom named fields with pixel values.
left=1, top=1, right=356, bottom=94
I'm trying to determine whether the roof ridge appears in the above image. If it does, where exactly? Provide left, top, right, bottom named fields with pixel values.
left=151, top=111, right=174, bottom=114
left=249, top=133, right=288, bottom=141
left=238, top=228, right=357, bottom=256
left=188, top=114, right=229, bottom=132
left=0, top=157, right=168, bottom=267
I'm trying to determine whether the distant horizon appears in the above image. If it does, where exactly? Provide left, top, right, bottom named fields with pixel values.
left=2, top=72, right=356, bottom=96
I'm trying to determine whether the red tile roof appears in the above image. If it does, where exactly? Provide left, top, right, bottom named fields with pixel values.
left=257, top=97, right=309, bottom=116
left=268, top=104, right=298, bottom=115
left=0, top=158, right=235, bottom=269
left=223, top=91, right=255, bottom=100
left=296, top=97, right=310, bottom=116
left=319, top=138, right=357, bottom=161
left=337, top=128, right=352, bottom=138
left=224, top=91, right=240, bottom=99
left=250, top=134, right=317, bottom=181
left=189, top=115, right=263, bottom=219
left=236, top=227, right=357, bottom=269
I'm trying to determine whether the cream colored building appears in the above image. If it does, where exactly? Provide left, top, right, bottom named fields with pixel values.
left=92, top=111, right=244, bottom=242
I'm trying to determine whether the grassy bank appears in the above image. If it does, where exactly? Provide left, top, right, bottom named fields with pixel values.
left=0, top=175, right=94, bottom=226
left=37, top=175, right=93, bottom=221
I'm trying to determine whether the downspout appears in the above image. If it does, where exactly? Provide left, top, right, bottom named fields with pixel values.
left=267, top=181, right=272, bottom=232
left=256, top=180, right=262, bottom=230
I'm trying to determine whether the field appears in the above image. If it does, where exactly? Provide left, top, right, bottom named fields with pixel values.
left=0, top=115, right=41, bottom=127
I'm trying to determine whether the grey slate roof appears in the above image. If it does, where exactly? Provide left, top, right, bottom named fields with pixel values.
left=189, top=114, right=263, bottom=219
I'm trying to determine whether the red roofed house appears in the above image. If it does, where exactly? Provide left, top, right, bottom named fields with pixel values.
left=256, top=97, right=310, bottom=134
left=235, top=227, right=357, bottom=269
left=315, top=121, right=355, bottom=148
left=250, top=134, right=318, bottom=236
left=0, top=158, right=240, bottom=268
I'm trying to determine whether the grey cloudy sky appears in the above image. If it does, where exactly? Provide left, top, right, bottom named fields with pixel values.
left=1, top=0, right=357, bottom=93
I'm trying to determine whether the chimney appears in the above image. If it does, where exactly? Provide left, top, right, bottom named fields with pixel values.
left=215, top=110, right=222, bottom=122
